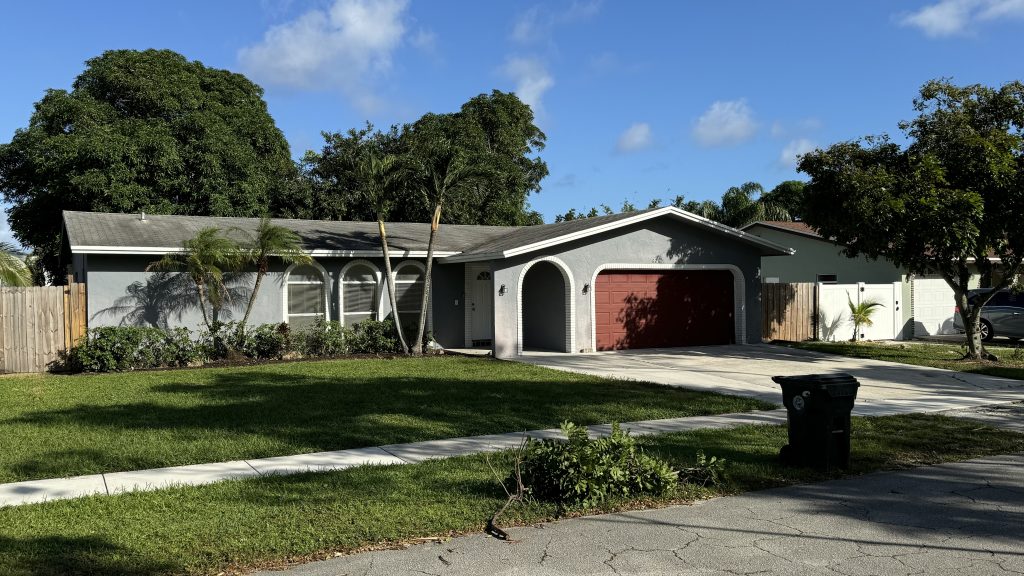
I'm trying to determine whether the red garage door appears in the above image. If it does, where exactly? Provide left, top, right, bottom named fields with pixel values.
left=594, top=270, right=735, bottom=350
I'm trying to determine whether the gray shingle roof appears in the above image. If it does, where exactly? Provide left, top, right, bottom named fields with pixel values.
left=64, top=207, right=793, bottom=258
left=63, top=211, right=521, bottom=254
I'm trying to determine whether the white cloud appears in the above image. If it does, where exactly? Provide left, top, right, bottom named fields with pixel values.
left=692, top=99, right=758, bottom=147
left=511, top=1, right=602, bottom=44
left=898, top=0, right=1024, bottom=37
left=409, top=28, right=436, bottom=51
left=238, top=0, right=409, bottom=110
left=616, top=122, right=653, bottom=153
left=501, top=56, right=554, bottom=112
left=780, top=138, right=817, bottom=168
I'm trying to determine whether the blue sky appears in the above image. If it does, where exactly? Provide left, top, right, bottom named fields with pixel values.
left=1, top=0, right=1022, bottom=246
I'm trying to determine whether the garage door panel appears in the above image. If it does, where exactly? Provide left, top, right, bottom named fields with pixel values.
left=595, top=269, right=734, bottom=350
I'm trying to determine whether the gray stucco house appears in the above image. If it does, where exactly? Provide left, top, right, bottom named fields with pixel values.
left=64, top=207, right=792, bottom=358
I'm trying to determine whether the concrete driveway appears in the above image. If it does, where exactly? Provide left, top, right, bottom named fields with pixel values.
left=515, top=344, right=1024, bottom=415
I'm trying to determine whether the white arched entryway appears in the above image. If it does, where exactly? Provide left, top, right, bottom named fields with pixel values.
left=516, top=256, right=576, bottom=354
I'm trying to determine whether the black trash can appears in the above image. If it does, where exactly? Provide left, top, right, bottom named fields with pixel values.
left=772, top=373, right=860, bottom=471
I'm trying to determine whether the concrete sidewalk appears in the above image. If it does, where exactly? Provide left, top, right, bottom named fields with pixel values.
left=0, top=409, right=788, bottom=508
left=257, top=452, right=1024, bottom=576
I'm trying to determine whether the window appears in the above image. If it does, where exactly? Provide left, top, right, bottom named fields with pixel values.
left=286, top=263, right=327, bottom=330
left=341, top=261, right=379, bottom=327
left=816, top=274, right=838, bottom=284
left=394, top=261, right=426, bottom=336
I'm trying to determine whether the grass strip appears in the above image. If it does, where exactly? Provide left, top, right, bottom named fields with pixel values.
left=0, top=356, right=772, bottom=483
left=790, top=340, right=1024, bottom=380
left=0, top=413, right=1020, bottom=576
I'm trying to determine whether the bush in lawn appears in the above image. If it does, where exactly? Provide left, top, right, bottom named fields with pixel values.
left=519, top=421, right=678, bottom=509
left=347, top=317, right=403, bottom=355
left=240, top=322, right=290, bottom=360
left=66, top=326, right=201, bottom=372
left=293, top=319, right=350, bottom=357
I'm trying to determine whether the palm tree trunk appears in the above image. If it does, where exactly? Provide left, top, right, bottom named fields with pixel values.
left=196, top=279, right=211, bottom=330
left=413, top=204, right=442, bottom=355
left=379, top=219, right=410, bottom=354
left=241, top=263, right=266, bottom=333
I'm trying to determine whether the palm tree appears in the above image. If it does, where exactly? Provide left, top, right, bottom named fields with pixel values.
left=147, top=227, right=243, bottom=330
left=847, top=294, right=884, bottom=342
left=410, top=138, right=474, bottom=355
left=0, top=242, right=32, bottom=287
left=677, top=182, right=792, bottom=228
left=237, top=218, right=311, bottom=332
left=357, top=151, right=411, bottom=354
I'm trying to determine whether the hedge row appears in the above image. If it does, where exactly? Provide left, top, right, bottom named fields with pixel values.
left=65, top=318, right=407, bottom=373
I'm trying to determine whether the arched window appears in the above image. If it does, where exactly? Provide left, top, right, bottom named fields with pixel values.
left=393, top=261, right=426, bottom=336
left=340, top=260, right=380, bottom=327
left=284, top=263, right=328, bottom=329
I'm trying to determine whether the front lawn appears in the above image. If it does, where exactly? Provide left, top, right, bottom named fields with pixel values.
left=789, top=340, right=1024, bottom=380
left=0, top=414, right=1020, bottom=576
left=0, top=356, right=772, bottom=483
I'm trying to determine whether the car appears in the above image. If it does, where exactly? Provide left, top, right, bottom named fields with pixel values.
left=953, top=288, right=1024, bottom=342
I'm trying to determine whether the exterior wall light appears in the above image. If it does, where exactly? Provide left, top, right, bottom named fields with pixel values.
left=582, top=283, right=590, bottom=294
left=498, top=284, right=507, bottom=296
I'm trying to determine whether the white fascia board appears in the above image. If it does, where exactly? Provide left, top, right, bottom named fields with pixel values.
left=71, top=246, right=459, bottom=258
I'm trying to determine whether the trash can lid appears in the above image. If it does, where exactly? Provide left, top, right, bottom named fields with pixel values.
left=771, top=373, right=860, bottom=387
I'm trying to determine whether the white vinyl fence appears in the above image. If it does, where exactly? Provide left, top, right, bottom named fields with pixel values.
left=912, top=278, right=958, bottom=336
left=816, top=282, right=903, bottom=342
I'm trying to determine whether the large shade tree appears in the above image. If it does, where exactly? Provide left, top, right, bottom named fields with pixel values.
left=0, top=49, right=297, bottom=282
left=283, top=90, right=546, bottom=226
left=798, top=79, right=1024, bottom=359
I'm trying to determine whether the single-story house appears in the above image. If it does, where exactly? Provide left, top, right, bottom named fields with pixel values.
left=741, top=220, right=987, bottom=338
left=64, top=207, right=792, bottom=357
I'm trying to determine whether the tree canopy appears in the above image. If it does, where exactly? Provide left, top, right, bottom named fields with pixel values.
left=798, top=79, right=1024, bottom=358
left=553, top=182, right=793, bottom=228
left=0, top=49, right=297, bottom=281
left=282, top=90, right=547, bottom=226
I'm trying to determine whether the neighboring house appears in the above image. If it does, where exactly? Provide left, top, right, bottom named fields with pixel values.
left=742, top=220, right=985, bottom=338
left=64, top=207, right=792, bottom=358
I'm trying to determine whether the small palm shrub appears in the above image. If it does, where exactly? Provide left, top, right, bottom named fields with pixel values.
left=519, top=422, right=678, bottom=509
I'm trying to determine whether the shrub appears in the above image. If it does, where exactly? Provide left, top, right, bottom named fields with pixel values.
left=519, top=421, right=678, bottom=509
left=241, top=323, right=290, bottom=360
left=293, top=319, right=349, bottom=357
left=66, top=326, right=201, bottom=372
left=347, top=317, right=403, bottom=355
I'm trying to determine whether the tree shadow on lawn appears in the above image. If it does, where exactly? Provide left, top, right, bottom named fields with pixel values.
left=0, top=535, right=176, bottom=576
left=8, top=369, right=761, bottom=480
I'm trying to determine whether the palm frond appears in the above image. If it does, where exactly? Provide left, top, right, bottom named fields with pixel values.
left=0, top=242, right=32, bottom=287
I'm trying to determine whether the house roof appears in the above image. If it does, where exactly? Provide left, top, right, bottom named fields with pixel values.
left=63, top=211, right=519, bottom=256
left=64, top=207, right=794, bottom=260
left=741, top=220, right=823, bottom=240
left=444, top=207, right=793, bottom=261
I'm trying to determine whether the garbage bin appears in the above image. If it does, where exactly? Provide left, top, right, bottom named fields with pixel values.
left=771, top=373, right=860, bottom=471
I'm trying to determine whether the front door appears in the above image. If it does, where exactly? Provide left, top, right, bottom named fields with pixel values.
left=470, top=267, right=494, bottom=345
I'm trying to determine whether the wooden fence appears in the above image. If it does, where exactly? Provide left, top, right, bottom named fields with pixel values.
left=762, top=282, right=816, bottom=342
left=0, top=283, right=87, bottom=373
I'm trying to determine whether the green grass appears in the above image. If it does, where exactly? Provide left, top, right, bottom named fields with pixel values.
left=790, top=340, right=1024, bottom=380
left=0, top=356, right=772, bottom=483
left=0, top=414, right=1020, bottom=576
